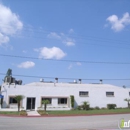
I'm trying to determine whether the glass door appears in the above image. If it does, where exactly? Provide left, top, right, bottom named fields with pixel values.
left=26, top=97, right=36, bottom=110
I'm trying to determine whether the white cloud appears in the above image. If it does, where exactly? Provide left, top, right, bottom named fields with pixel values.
left=106, top=12, right=130, bottom=32
left=76, top=62, right=82, bottom=66
left=0, top=4, right=23, bottom=45
left=0, top=32, right=9, bottom=45
left=17, top=61, right=35, bottom=69
left=47, top=31, right=75, bottom=46
left=22, top=50, right=27, bottom=53
left=63, top=38, right=75, bottom=46
left=47, top=32, right=61, bottom=39
left=69, top=28, right=74, bottom=33
left=68, top=64, right=73, bottom=69
left=60, top=33, right=65, bottom=36
left=35, top=46, right=66, bottom=60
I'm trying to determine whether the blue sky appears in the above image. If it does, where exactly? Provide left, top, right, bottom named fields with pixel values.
left=0, top=0, right=130, bottom=87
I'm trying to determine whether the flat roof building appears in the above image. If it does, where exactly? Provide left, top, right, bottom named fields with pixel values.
left=0, top=79, right=130, bottom=111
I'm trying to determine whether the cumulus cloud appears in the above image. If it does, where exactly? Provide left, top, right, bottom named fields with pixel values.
left=47, top=32, right=61, bottom=39
left=63, top=38, right=75, bottom=46
left=17, top=61, right=35, bottom=69
left=68, top=64, right=73, bottom=69
left=106, top=12, right=130, bottom=32
left=0, top=32, right=9, bottom=45
left=0, top=4, right=23, bottom=45
left=76, top=62, right=82, bottom=66
left=35, top=46, right=66, bottom=60
left=22, top=50, right=27, bottom=53
left=69, top=28, right=74, bottom=33
left=47, top=29, right=75, bottom=46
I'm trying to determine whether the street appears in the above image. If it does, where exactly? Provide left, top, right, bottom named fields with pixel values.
left=0, top=114, right=129, bottom=130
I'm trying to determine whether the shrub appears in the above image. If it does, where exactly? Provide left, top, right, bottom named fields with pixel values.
left=20, top=110, right=27, bottom=116
left=101, top=107, right=107, bottom=110
left=37, top=110, right=48, bottom=115
left=95, top=106, right=100, bottom=110
left=89, top=107, right=94, bottom=110
left=81, top=104, right=89, bottom=110
left=70, top=95, right=74, bottom=108
left=82, top=101, right=89, bottom=110
left=77, top=105, right=82, bottom=110
left=107, top=104, right=116, bottom=109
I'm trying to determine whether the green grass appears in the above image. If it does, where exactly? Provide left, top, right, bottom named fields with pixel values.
left=0, top=108, right=130, bottom=116
left=0, top=111, right=19, bottom=115
left=47, top=108, right=130, bottom=115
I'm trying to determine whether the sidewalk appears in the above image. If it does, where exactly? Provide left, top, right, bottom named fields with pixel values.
left=26, top=111, right=41, bottom=116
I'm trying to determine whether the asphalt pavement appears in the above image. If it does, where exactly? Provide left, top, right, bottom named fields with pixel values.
left=0, top=114, right=129, bottom=130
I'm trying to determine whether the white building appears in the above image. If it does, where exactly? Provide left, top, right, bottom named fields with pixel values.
left=0, top=78, right=130, bottom=111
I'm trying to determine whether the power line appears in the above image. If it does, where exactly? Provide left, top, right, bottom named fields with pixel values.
left=0, top=54, right=130, bottom=65
left=0, top=73, right=129, bottom=81
left=1, top=23, right=130, bottom=48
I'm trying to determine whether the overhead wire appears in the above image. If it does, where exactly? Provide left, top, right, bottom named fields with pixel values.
left=0, top=73, right=129, bottom=81
left=0, top=54, right=130, bottom=64
left=0, top=23, right=130, bottom=48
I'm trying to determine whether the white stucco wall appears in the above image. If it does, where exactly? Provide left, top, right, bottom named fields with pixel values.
left=1, top=82, right=130, bottom=110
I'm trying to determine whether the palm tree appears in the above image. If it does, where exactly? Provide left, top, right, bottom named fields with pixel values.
left=42, top=100, right=50, bottom=112
left=124, top=98, right=130, bottom=108
left=82, top=101, right=89, bottom=110
left=14, top=95, right=24, bottom=113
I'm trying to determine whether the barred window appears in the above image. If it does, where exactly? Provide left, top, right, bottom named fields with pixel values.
left=58, top=98, right=67, bottom=104
left=79, top=91, right=89, bottom=96
left=9, top=97, right=17, bottom=104
left=106, top=92, right=114, bottom=97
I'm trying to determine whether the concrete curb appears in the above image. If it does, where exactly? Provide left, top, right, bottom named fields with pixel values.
left=0, top=112, right=130, bottom=118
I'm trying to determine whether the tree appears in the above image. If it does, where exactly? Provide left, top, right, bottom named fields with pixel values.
left=14, top=95, right=24, bottom=113
left=124, top=98, right=130, bottom=108
left=82, top=101, right=89, bottom=110
left=42, top=100, right=50, bottom=112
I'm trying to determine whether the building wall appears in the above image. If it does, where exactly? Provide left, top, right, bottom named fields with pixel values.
left=1, top=82, right=130, bottom=110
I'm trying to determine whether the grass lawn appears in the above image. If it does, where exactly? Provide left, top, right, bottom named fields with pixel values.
left=0, top=111, right=19, bottom=115
left=0, top=108, right=130, bottom=116
left=47, top=108, right=130, bottom=115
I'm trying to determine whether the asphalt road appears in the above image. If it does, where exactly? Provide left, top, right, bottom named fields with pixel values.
left=0, top=114, right=129, bottom=130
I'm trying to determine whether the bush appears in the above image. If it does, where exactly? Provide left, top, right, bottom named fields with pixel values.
left=107, top=104, right=116, bottom=109
left=77, top=105, right=82, bottom=110
left=82, top=104, right=89, bottom=110
left=37, top=110, right=48, bottom=115
left=82, top=101, right=89, bottom=110
left=95, top=106, right=100, bottom=110
left=101, top=107, right=107, bottom=110
left=70, top=95, right=74, bottom=108
left=20, top=110, right=27, bottom=116
left=89, top=107, right=94, bottom=110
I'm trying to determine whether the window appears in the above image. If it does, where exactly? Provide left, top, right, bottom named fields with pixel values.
left=79, top=91, right=89, bottom=96
left=129, top=92, right=130, bottom=96
left=9, top=97, right=17, bottom=104
left=106, top=92, right=114, bottom=97
left=58, top=98, right=67, bottom=104
left=42, top=98, right=52, bottom=104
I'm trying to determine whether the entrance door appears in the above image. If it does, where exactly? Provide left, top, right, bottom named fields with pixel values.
left=26, top=97, right=36, bottom=110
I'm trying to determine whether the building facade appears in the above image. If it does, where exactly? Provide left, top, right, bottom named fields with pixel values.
left=0, top=79, right=130, bottom=111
